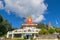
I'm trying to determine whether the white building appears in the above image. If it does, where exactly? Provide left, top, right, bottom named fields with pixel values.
left=7, top=16, right=40, bottom=39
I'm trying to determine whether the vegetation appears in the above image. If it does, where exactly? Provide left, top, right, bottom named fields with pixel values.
left=6, top=38, right=24, bottom=40
left=55, top=28, right=60, bottom=33
left=37, top=23, right=59, bottom=35
left=0, top=15, right=12, bottom=36
left=39, top=28, right=45, bottom=34
left=39, top=28, right=49, bottom=35
left=48, top=28, right=55, bottom=34
left=37, top=23, right=47, bottom=29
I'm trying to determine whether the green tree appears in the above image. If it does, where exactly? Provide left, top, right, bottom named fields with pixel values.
left=0, top=15, right=12, bottom=36
left=39, top=28, right=50, bottom=35
left=0, top=24, right=7, bottom=36
left=0, top=15, right=3, bottom=23
left=55, top=28, right=60, bottom=33
left=48, top=28, right=55, bottom=34
left=1, top=19, right=12, bottom=31
left=39, top=28, right=46, bottom=35
left=37, top=23, right=47, bottom=29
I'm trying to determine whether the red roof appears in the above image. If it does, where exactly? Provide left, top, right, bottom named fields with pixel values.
left=25, top=16, right=35, bottom=24
left=20, top=16, right=37, bottom=28
left=22, top=16, right=37, bottom=26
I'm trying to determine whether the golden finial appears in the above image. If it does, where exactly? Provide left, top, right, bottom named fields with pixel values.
left=28, top=16, right=32, bottom=22
left=28, top=16, right=32, bottom=19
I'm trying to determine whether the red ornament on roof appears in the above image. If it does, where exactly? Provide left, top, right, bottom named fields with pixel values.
left=26, top=16, right=34, bottom=24
left=22, top=16, right=37, bottom=28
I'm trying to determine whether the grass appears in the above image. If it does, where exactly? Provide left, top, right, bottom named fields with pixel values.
left=5, top=38, right=24, bottom=40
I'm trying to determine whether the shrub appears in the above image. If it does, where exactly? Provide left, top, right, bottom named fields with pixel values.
left=48, top=28, right=55, bottom=34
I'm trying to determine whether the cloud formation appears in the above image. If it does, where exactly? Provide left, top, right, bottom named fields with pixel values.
left=0, top=1, right=4, bottom=9
left=0, top=0, right=48, bottom=23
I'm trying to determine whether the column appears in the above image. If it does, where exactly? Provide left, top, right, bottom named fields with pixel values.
left=7, top=32, right=9, bottom=38
left=12, top=34, right=14, bottom=38
left=7, top=34, right=9, bottom=38
left=21, top=34, right=23, bottom=38
left=34, top=34, right=36, bottom=38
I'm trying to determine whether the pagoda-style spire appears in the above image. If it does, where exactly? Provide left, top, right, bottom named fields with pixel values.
left=26, top=16, right=33, bottom=24
left=22, top=16, right=37, bottom=27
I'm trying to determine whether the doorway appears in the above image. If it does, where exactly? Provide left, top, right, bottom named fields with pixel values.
left=26, top=35, right=29, bottom=39
left=24, top=34, right=34, bottom=40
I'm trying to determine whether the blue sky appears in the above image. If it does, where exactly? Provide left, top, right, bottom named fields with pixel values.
left=44, top=0, right=60, bottom=27
left=0, top=0, right=60, bottom=28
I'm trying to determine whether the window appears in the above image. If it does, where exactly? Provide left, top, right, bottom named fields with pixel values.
left=14, top=34, right=22, bottom=38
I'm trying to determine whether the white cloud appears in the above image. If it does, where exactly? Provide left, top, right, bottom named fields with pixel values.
left=0, top=1, right=4, bottom=9
left=1, top=0, right=48, bottom=23
left=33, top=15, right=46, bottom=23
left=56, top=20, right=58, bottom=24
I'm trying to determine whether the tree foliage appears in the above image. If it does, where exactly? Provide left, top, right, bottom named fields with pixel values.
left=0, top=15, right=3, bottom=23
left=0, top=25, right=7, bottom=36
left=48, top=28, right=55, bottom=34
left=39, top=28, right=45, bottom=34
left=39, top=28, right=49, bottom=35
left=55, top=28, right=60, bottom=33
left=37, top=23, right=47, bottom=29
left=39, top=28, right=56, bottom=35
left=0, top=15, right=12, bottom=36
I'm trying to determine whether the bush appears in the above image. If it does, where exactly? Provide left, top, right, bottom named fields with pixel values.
left=39, top=28, right=49, bottom=35
left=48, top=28, right=55, bottom=34
left=44, top=30, right=49, bottom=35
left=55, top=29, right=60, bottom=33
left=39, top=28, right=56, bottom=35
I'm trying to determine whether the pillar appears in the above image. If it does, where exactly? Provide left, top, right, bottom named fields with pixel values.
left=7, top=34, right=9, bottom=38
left=12, top=34, right=14, bottom=38
left=7, top=32, right=9, bottom=38
left=21, top=34, right=23, bottom=38
left=34, top=34, right=36, bottom=38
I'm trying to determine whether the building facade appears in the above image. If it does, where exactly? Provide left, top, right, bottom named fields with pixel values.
left=7, top=16, right=40, bottom=39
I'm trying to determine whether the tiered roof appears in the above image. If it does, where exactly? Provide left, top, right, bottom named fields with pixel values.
left=22, top=16, right=37, bottom=27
